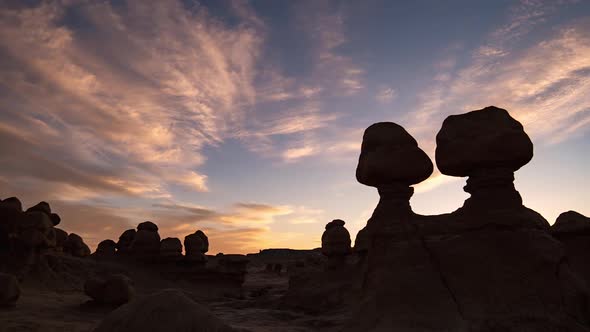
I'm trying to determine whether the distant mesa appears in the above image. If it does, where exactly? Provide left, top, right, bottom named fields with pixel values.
left=552, top=211, right=590, bottom=234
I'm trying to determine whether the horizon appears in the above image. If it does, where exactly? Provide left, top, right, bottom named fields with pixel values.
left=1, top=0, right=589, bottom=254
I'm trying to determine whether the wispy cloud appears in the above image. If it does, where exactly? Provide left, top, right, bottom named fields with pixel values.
left=406, top=6, right=590, bottom=194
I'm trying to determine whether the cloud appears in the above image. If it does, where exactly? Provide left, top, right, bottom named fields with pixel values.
left=376, top=87, right=397, bottom=104
left=0, top=1, right=268, bottom=200
left=405, top=14, right=590, bottom=194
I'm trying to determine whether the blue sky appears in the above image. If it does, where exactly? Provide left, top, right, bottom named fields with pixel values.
left=0, top=0, right=589, bottom=253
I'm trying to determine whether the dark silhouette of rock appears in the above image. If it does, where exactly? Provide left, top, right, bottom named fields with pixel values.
left=95, top=239, right=117, bottom=257
left=84, top=274, right=134, bottom=306
left=346, top=121, right=465, bottom=331
left=160, top=237, right=182, bottom=261
left=434, top=106, right=548, bottom=229
left=130, top=230, right=160, bottom=259
left=353, top=227, right=368, bottom=255
left=356, top=122, right=433, bottom=187
left=416, top=106, right=589, bottom=330
left=116, top=229, right=136, bottom=254
left=49, top=213, right=61, bottom=226
left=54, top=228, right=68, bottom=252
left=19, top=211, right=56, bottom=249
left=218, top=254, right=249, bottom=274
left=194, top=230, right=209, bottom=253
left=321, top=219, right=351, bottom=269
left=0, top=273, right=20, bottom=307
left=93, top=289, right=236, bottom=332
left=184, top=231, right=208, bottom=264
left=63, top=233, right=91, bottom=257
left=552, top=211, right=590, bottom=300
left=137, top=221, right=158, bottom=232
left=26, top=201, right=52, bottom=216
left=553, top=211, right=590, bottom=234
left=273, top=263, right=283, bottom=275
left=0, top=197, right=22, bottom=212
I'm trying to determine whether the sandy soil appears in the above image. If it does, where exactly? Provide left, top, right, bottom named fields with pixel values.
left=0, top=260, right=349, bottom=332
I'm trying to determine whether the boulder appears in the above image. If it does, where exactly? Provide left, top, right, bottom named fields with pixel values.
left=160, top=237, right=182, bottom=260
left=95, top=239, right=117, bottom=257
left=116, top=229, right=136, bottom=254
left=18, top=211, right=56, bottom=248
left=353, top=226, right=369, bottom=254
left=137, top=221, right=158, bottom=232
left=49, top=213, right=61, bottom=226
left=26, top=201, right=51, bottom=216
left=84, top=274, right=134, bottom=306
left=93, top=289, right=236, bottom=332
left=356, top=122, right=433, bottom=187
left=184, top=231, right=208, bottom=264
left=194, top=230, right=209, bottom=253
left=435, top=106, right=533, bottom=177
left=0, top=197, right=22, bottom=212
left=63, top=233, right=91, bottom=257
left=130, top=230, right=160, bottom=258
left=0, top=273, right=20, bottom=307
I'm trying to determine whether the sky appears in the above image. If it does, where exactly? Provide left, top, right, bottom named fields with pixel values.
left=0, top=0, right=589, bottom=254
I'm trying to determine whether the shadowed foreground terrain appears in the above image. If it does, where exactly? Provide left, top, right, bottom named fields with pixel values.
left=1, top=106, right=589, bottom=331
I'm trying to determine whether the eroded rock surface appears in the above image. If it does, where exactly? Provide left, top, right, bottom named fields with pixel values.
left=93, top=289, right=236, bottom=332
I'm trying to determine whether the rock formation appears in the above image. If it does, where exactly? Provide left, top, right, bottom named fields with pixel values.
left=0, top=197, right=22, bottom=212
left=160, top=237, right=183, bottom=261
left=19, top=211, right=56, bottom=250
left=0, top=273, right=20, bottom=307
left=551, top=211, right=590, bottom=293
left=84, top=274, right=134, bottom=306
left=93, top=289, right=236, bottom=332
left=130, top=222, right=160, bottom=260
left=346, top=121, right=466, bottom=331
left=95, top=239, right=117, bottom=257
left=184, top=230, right=208, bottom=264
left=116, top=229, right=136, bottom=254
left=25, top=201, right=51, bottom=216
left=53, top=228, right=68, bottom=252
left=63, top=233, right=91, bottom=258
left=321, top=219, right=351, bottom=269
left=414, top=106, right=588, bottom=330
left=217, top=254, right=249, bottom=274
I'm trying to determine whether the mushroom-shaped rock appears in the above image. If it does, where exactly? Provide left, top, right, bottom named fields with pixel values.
left=0, top=197, right=22, bottom=211
left=0, top=273, right=20, bottom=307
left=54, top=228, right=68, bottom=251
left=64, top=233, right=91, bottom=257
left=116, top=229, right=136, bottom=254
left=137, top=221, right=158, bottom=232
left=322, top=219, right=351, bottom=255
left=160, top=237, right=182, bottom=259
left=19, top=211, right=56, bottom=248
left=356, top=122, right=433, bottom=188
left=321, top=219, right=351, bottom=269
left=95, top=239, right=117, bottom=257
left=552, top=211, right=590, bottom=234
left=49, top=213, right=61, bottom=226
left=436, top=106, right=533, bottom=177
left=130, top=230, right=160, bottom=258
left=84, top=274, right=134, bottom=306
left=26, top=201, right=51, bottom=216
left=184, top=232, right=207, bottom=264
left=93, top=289, right=236, bottom=332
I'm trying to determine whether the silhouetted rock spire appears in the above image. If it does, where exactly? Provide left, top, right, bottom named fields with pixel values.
left=321, top=219, right=351, bottom=269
